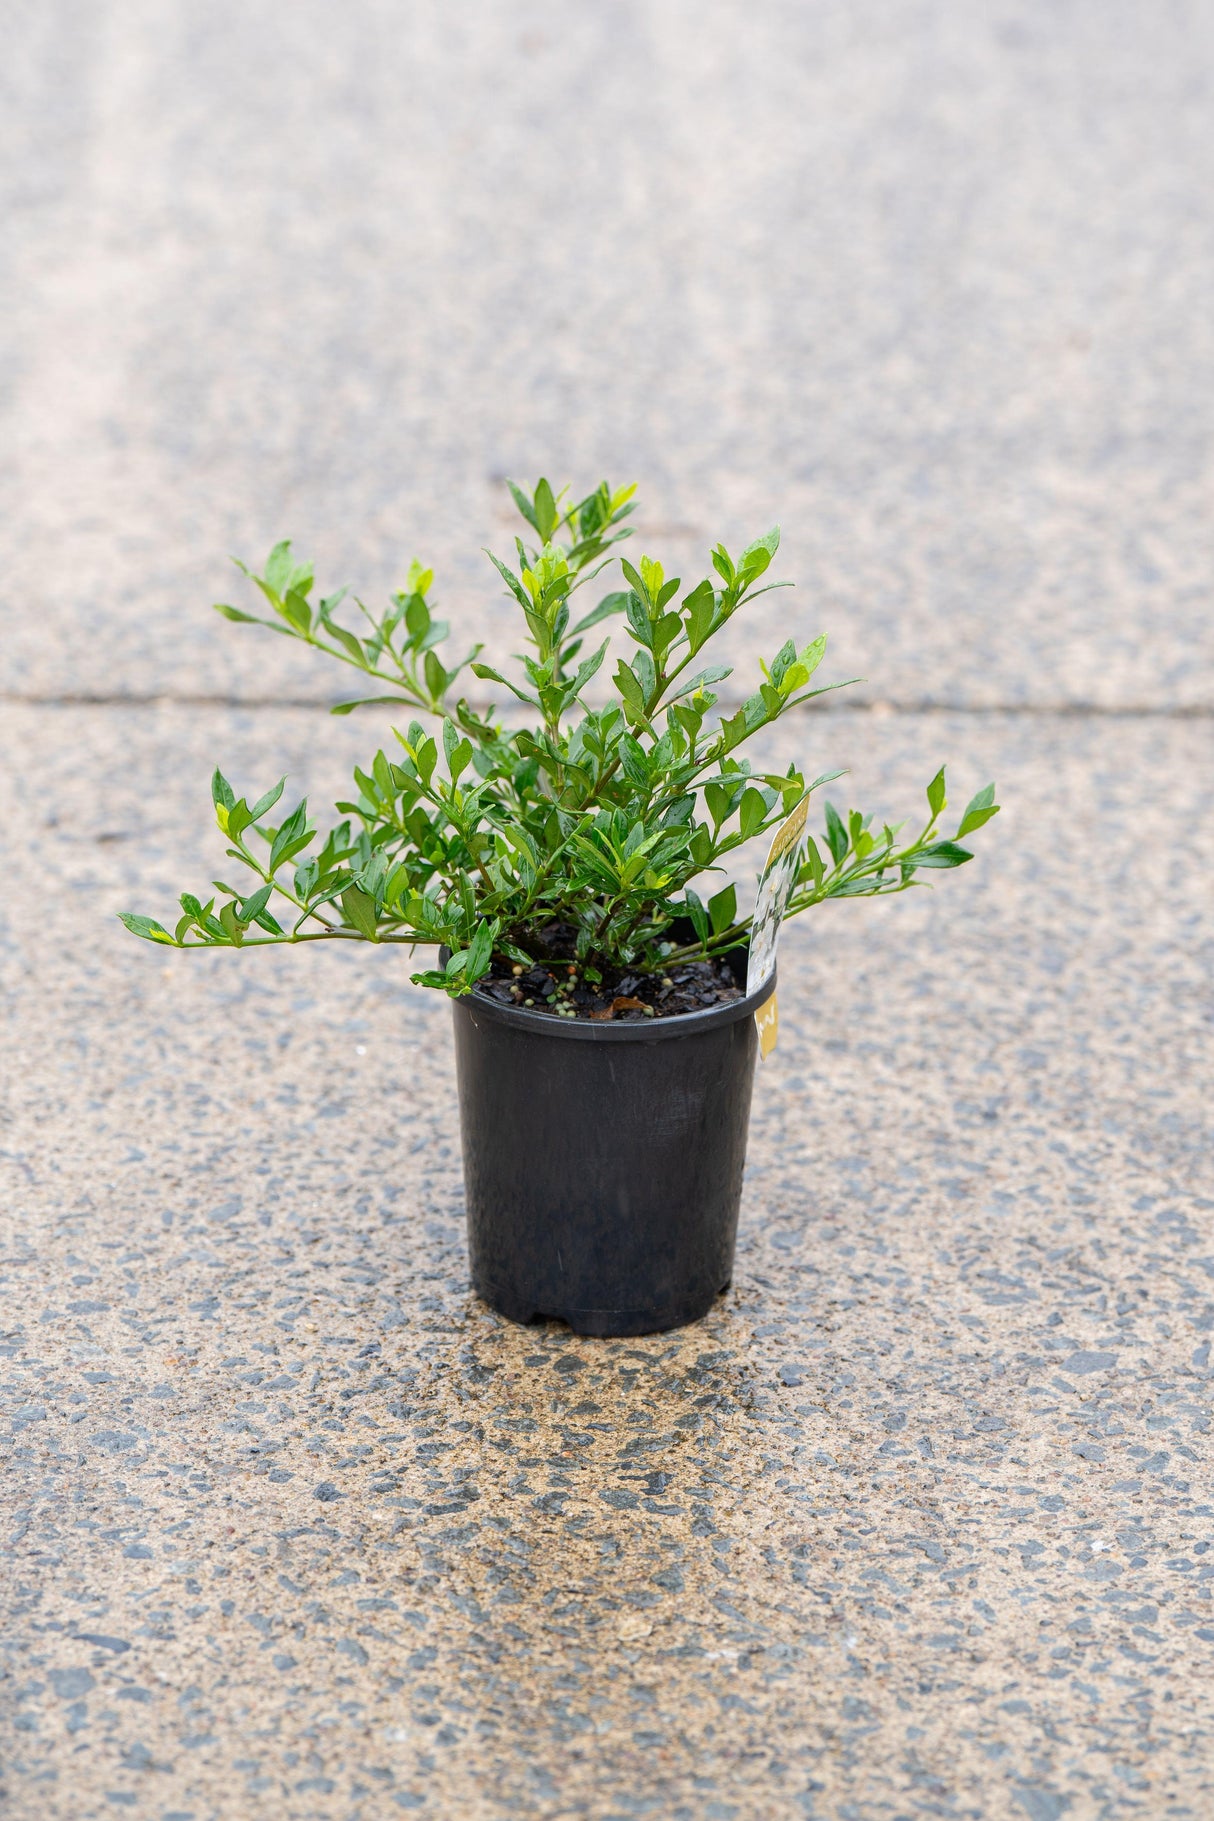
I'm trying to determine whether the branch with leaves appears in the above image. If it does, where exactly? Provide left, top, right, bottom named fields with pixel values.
left=121, top=478, right=1000, bottom=995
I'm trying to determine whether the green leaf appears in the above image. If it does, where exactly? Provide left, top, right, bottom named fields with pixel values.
left=415, top=736, right=437, bottom=787
left=287, top=558, right=314, bottom=597
left=667, top=663, right=731, bottom=703
left=569, top=640, right=609, bottom=698
left=671, top=702, right=702, bottom=743
left=738, top=787, right=766, bottom=840
left=470, top=662, right=541, bottom=708
left=371, top=749, right=394, bottom=800
left=448, top=737, right=472, bottom=783
left=295, top=859, right=319, bottom=899
left=652, top=611, right=682, bottom=657
left=507, top=481, right=539, bottom=532
left=533, top=478, right=559, bottom=543
left=614, top=659, right=650, bottom=727
left=803, top=835, right=825, bottom=892
left=619, top=734, right=650, bottom=788
left=423, top=649, right=448, bottom=700
left=682, top=579, right=717, bottom=654
left=768, top=640, right=798, bottom=688
left=211, top=767, right=236, bottom=813
left=411, top=967, right=453, bottom=991
left=214, top=602, right=258, bottom=623
left=684, top=888, right=709, bottom=942
left=325, top=621, right=367, bottom=666
left=356, top=850, right=389, bottom=909
left=340, top=883, right=380, bottom=941
left=485, top=550, right=531, bottom=609
left=281, top=589, right=312, bottom=634
left=957, top=783, right=999, bottom=839
left=219, top=902, right=245, bottom=946
left=626, top=591, right=653, bottom=646
left=707, top=884, right=737, bottom=935
left=404, top=591, right=431, bottom=641
left=927, top=767, right=947, bottom=819
left=739, top=526, right=780, bottom=579
left=704, top=781, right=731, bottom=827
left=570, top=590, right=628, bottom=635
left=264, top=540, right=294, bottom=597
left=823, top=801, right=848, bottom=865
left=718, top=707, right=748, bottom=754
left=798, top=633, right=827, bottom=678
left=238, top=883, right=274, bottom=923
left=330, top=695, right=412, bottom=716
left=522, top=606, right=550, bottom=651
left=620, top=558, right=646, bottom=600
left=249, top=779, right=285, bottom=821
left=269, top=802, right=309, bottom=871
left=578, top=484, right=609, bottom=538
left=956, top=804, right=999, bottom=839
left=905, top=841, right=973, bottom=870
left=118, top=912, right=175, bottom=945
left=631, top=647, right=657, bottom=700
left=689, top=825, right=713, bottom=866
left=464, top=919, right=494, bottom=982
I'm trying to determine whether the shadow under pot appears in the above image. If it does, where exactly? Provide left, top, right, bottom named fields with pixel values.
left=444, top=944, right=773, bottom=1337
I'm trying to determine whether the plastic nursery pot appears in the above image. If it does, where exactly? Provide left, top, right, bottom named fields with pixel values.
left=447, top=944, right=774, bottom=1338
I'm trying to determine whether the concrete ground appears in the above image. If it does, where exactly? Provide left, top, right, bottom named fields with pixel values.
left=2, top=5, right=1212, bottom=1819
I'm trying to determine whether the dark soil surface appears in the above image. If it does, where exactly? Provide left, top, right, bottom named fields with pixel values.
left=473, top=931, right=745, bottom=1023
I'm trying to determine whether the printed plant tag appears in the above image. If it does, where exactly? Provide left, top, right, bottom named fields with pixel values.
left=747, top=793, right=810, bottom=1055
left=755, top=994, right=779, bottom=1059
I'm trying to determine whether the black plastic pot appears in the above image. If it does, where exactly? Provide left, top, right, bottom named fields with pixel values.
left=449, top=946, right=774, bottom=1337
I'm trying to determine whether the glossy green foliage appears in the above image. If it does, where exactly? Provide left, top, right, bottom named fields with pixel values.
left=120, top=479, right=1000, bottom=992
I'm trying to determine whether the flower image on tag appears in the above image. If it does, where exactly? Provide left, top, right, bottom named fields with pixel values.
left=747, top=794, right=810, bottom=1027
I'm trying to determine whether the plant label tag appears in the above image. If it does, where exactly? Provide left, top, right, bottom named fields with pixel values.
left=755, top=994, right=779, bottom=1058
left=748, top=794, right=810, bottom=1055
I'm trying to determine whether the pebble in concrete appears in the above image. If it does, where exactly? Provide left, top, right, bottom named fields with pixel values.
left=2, top=705, right=1212, bottom=1817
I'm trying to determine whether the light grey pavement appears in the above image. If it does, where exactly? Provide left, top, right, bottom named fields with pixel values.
left=4, top=1, right=1213, bottom=707
left=2, top=5, right=1213, bottom=1820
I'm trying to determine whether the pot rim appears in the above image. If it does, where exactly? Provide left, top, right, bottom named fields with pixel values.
left=452, top=966, right=775, bottom=1042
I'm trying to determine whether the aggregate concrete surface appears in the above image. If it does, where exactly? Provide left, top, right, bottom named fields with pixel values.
left=3, top=5, right=1213, bottom=1820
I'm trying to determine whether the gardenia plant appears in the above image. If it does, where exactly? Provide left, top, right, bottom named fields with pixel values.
left=121, top=478, right=1000, bottom=997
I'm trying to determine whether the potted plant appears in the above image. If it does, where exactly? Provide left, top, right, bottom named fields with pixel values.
left=122, top=478, right=999, bottom=1336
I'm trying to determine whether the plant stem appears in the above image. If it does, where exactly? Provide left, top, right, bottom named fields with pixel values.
left=178, top=928, right=434, bottom=950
